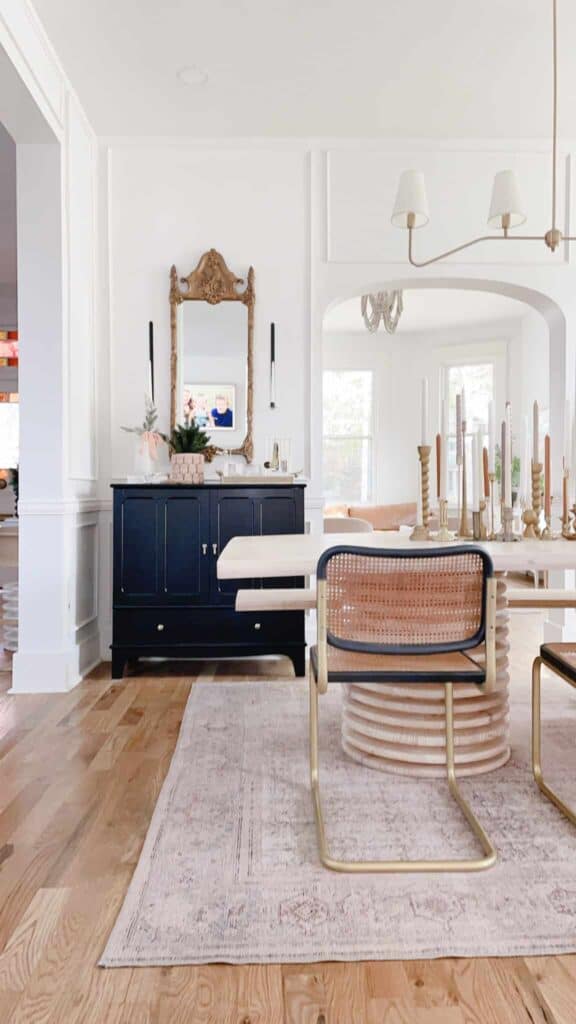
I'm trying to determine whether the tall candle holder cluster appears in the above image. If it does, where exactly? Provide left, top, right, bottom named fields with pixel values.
left=411, top=386, right=558, bottom=545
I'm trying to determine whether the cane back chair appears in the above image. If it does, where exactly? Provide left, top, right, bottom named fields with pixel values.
left=309, top=544, right=498, bottom=873
left=532, top=645, right=576, bottom=827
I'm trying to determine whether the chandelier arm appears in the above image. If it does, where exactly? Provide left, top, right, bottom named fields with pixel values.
left=408, top=228, right=547, bottom=268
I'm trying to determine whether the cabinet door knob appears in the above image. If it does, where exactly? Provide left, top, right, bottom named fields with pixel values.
left=212, top=543, right=218, bottom=556
left=202, top=543, right=208, bottom=555
left=156, top=623, right=165, bottom=632
left=254, top=622, right=261, bottom=630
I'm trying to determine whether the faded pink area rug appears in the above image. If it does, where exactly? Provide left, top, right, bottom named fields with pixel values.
left=101, top=680, right=576, bottom=965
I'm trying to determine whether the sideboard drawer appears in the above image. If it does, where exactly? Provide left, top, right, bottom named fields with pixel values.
left=114, top=607, right=303, bottom=646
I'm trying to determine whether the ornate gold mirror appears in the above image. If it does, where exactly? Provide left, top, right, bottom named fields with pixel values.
left=170, top=249, right=254, bottom=461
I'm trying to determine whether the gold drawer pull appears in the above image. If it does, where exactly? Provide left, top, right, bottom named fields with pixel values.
left=254, top=622, right=261, bottom=630
left=157, top=623, right=165, bottom=632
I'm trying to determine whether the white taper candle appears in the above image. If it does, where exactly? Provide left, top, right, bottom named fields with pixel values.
left=533, top=400, right=539, bottom=465
left=488, top=400, right=496, bottom=474
left=421, top=378, right=429, bottom=446
left=456, top=392, right=463, bottom=466
left=440, top=398, right=448, bottom=501
left=505, top=404, right=513, bottom=507
left=564, top=399, right=572, bottom=473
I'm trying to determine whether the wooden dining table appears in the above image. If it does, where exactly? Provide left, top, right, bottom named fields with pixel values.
left=218, top=532, right=576, bottom=779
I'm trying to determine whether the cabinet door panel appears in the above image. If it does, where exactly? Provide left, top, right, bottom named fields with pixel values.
left=163, top=494, right=210, bottom=601
left=259, top=494, right=298, bottom=535
left=116, top=494, right=160, bottom=600
left=212, top=493, right=256, bottom=602
left=258, top=490, right=304, bottom=590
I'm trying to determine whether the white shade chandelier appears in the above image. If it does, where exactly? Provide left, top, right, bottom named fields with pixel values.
left=392, top=0, right=571, bottom=266
left=361, top=290, right=403, bottom=333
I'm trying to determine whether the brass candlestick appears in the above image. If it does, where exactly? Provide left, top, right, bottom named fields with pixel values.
left=541, top=514, right=554, bottom=540
left=435, top=498, right=454, bottom=542
left=531, top=461, right=543, bottom=537
left=411, top=445, right=432, bottom=541
left=458, top=427, right=472, bottom=538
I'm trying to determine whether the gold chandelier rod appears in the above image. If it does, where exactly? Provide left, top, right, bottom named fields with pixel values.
left=552, top=0, right=558, bottom=232
left=407, top=0, right=575, bottom=267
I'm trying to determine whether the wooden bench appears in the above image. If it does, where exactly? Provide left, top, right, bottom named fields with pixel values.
left=237, top=587, right=576, bottom=613
left=235, top=588, right=316, bottom=612
left=507, top=588, right=576, bottom=609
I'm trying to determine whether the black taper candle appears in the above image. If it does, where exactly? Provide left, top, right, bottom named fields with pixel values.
left=270, top=322, right=276, bottom=409
left=148, top=321, right=155, bottom=403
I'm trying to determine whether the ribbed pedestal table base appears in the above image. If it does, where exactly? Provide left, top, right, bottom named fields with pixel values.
left=341, top=575, right=510, bottom=778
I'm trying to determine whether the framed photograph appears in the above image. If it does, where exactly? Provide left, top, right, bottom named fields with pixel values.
left=182, top=383, right=236, bottom=431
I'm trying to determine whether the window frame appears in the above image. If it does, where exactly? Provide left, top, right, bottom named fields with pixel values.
left=322, top=368, right=376, bottom=505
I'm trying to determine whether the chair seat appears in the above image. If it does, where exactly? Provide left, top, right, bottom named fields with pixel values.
left=541, top=643, right=576, bottom=682
left=310, top=645, right=486, bottom=684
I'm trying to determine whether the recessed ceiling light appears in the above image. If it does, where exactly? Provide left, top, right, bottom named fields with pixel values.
left=177, top=65, right=208, bottom=87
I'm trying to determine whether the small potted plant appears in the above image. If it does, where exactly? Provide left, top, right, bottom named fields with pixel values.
left=163, top=416, right=211, bottom=483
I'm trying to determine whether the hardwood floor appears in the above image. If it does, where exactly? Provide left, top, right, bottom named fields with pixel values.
left=0, top=617, right=575, bottom=1022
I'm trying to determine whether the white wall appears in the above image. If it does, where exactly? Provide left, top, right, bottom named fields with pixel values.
left=0, top=1, right=101, bottom=691
left=102, top=141, right=575, bottom=538
left=105, top=145, right=309, bottom=480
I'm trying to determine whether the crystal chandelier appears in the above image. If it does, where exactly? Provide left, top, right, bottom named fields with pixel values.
left=361, top=291, right=403, bottom=333
left=392, top=0, right=571, bottom=266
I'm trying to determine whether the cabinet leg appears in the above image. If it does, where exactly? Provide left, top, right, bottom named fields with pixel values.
left=290, top=647, right=307, bottom=678
left=111, top=651, right=126, bottom=680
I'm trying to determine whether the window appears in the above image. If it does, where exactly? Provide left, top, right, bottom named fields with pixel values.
left=323, top=370, right=373, bottom=503
left=0, top=393, right=19, bottom=468
left=445, top=363, right=494, bottom=505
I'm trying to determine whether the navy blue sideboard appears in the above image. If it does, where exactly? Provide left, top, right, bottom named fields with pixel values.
left=111, top=482, right=306, bottom=678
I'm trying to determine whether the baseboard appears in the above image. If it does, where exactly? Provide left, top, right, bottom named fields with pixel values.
left=10, top=628, right=102, bottom=693
left=10, top=648, right=81, bottom=693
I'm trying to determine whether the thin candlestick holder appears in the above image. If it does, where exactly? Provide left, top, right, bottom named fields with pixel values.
left=540, top=514, right=555, bottom=540
left=410, top=445, right=432, bottom=542
left=479, top=499, right=488, bottom=540
left=435, top=498, right=454, bottom=542
left=531, top=461, right=543, bottom=537
left=562, top=472, right=572, bottom=537
left=568, top=504, right=576, bottom=540
left=488, top=472, right=497, bottom=540
left=501, top=505, right=517, bottom=543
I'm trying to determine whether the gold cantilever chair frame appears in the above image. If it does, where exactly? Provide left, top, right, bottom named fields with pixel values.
left=309, top=545, right=498, bottom=873
left=532, top=655, right=576, bottom=826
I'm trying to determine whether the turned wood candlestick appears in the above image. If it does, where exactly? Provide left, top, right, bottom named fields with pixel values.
left=411, top=445, right=432, bottom=541
left=531, top=461, right=543, bottom=537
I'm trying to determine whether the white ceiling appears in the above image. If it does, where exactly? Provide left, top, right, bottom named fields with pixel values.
left=323, top=288, right=530, bottom=334
left=31, top=0, right=576, bottom=138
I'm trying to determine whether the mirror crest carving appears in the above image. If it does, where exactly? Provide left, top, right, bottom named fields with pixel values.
left=170, top=249, right=254, bottom=462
